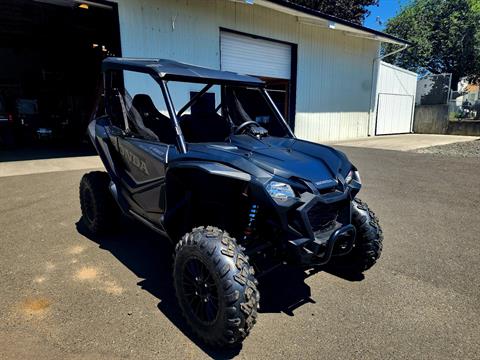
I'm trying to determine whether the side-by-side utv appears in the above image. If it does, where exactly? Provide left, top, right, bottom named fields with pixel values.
left=80, top=57, right=383, bottom=347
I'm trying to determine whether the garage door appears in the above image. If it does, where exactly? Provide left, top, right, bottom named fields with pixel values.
left=375, top=93, right=414, bottom=135
left=220, top=31, right=291, bottom=79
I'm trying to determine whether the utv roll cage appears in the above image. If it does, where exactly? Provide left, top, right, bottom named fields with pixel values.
left=101, top=57, right=295, bottom=153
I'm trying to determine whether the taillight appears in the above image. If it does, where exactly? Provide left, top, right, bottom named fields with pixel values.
left=7, top=114, right=13, bottom=123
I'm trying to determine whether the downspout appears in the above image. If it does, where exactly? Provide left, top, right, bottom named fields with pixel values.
left=368, top=43, right=409, bottom=136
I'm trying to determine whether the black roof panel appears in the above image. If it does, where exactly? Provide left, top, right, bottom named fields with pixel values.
left=102, top=57, right=265, bottom=86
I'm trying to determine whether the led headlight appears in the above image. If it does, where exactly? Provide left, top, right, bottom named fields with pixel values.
left=345, top=169, right=361, bottom=184
left=266, top=181, right=295, bottom=202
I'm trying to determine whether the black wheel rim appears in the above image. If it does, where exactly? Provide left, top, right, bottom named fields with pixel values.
left=181, top=258, right=219, bottom=325
left=83, top=188, right=95, bottom=223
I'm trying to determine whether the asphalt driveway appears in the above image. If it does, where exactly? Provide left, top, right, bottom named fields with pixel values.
left=0, top=146, right=479, bottom=359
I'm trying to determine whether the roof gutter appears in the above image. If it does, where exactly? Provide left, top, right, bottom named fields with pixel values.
left=260, top=0, right=411, bottom=46
left=376, top=43, right=409, bottom=62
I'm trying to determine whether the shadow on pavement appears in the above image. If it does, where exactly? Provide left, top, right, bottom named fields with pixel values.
left=0, top=144, right=95, bottom=162
left=77, top=217, right=363, bottom=358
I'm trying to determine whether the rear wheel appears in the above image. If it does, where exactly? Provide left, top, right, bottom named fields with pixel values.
left=79, top=171, right=119, bottom=234
left=330, top=198, right=383, bottom=273
left=173, top=226, right=259, bottom=347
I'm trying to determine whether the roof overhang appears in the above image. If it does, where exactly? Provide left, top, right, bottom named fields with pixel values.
left=232, top=0, right=410, bottom=46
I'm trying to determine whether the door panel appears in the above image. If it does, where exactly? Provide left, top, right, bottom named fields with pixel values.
left=117, top=136, right=168, bottom=222
left=376, top=93, right=413, bottom=135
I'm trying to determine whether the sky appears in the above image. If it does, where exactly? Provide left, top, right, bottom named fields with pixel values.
left=363, top=0, right=411, bottom=31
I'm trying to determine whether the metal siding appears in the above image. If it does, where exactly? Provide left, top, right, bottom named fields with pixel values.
left=114, top=0, right=379, bottom=142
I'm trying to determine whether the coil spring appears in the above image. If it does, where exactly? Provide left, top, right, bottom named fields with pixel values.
left=243, top=204, right=259, bottom=242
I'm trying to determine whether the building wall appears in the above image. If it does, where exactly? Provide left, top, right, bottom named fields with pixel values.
left=114, top=0, right=379, bottom=142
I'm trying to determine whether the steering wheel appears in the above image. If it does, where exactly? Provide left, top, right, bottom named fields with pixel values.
left=234, top=120, right=261, bottom=135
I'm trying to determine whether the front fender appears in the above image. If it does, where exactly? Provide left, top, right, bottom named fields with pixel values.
left=164, top=161, right=252, bottom=241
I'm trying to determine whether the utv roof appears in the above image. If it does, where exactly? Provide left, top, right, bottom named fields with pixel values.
left=102, top=57, right=265, bottom=87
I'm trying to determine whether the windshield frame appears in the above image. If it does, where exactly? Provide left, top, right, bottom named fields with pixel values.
left=157, top=78, right=295, bottom=153
left=104, top=69, right=295, bottom=154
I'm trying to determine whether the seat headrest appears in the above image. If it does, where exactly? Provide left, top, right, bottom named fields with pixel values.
left=132, top=94, right=157, bottom=114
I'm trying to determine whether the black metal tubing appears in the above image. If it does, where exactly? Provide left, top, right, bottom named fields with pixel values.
left=261, top=88, right=296, bottom=138
left=321, top=224, right=356, bottom=261
left=288, top=224, right=355, bottom=265
left=176, top=83, right=213, bottom=117
left=158, top=80, right=187, bottom=154
left=288, top=43, right=298, bottom=129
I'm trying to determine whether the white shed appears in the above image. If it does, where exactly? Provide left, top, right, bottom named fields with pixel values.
left=372, top=61, right=417, bottom=135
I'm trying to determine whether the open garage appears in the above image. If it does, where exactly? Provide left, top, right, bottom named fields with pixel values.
left=0, top=0, right=120, bottom=149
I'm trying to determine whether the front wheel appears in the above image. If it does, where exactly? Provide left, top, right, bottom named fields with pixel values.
left=330, top=198, right=383, bottom=274
left=173, top=226, right=259, bottom=347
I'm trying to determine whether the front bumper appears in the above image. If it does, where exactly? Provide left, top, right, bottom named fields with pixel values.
left=288, top=224, right=356, bottom=265
left=286, top=191, right=356, bottom=265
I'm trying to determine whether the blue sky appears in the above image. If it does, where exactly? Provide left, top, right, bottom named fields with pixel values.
left=364, top=0, right=411, bottom=30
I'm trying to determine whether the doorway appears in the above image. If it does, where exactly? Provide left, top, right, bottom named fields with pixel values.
left=0, top=0, right=120, bottom=156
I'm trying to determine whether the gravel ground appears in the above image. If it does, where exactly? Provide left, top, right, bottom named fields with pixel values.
left=414, top=139, right=480, bottom=157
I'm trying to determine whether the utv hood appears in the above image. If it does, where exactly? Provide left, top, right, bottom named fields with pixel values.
left=190, top=135, right=352, bottom=189
left=232, top=136, right=351, bottom=186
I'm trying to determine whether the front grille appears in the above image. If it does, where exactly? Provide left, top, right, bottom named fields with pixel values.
left=307, top=202, right=341, bottom=232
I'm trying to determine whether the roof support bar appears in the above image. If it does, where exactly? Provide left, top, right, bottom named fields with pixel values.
left=159, top=79, right=187, bottom=154
left=176, top=83, right=213, bottom=118
left=261, top=88, right=296, bottom=138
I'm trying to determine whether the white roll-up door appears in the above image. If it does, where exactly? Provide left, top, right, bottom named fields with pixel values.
left=220, top=31, right=291, bottom=79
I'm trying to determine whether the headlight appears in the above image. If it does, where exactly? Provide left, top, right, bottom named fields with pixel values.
left=266, top=181, right=295, bottom=202
left=345, top=170, right=361, bottom=184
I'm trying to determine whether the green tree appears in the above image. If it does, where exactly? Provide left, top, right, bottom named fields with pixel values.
left=291, top=0, right=379, bottom=24
left=384, top=0, right=480, bottom=86
left=469, top=0, right=480, bottom=12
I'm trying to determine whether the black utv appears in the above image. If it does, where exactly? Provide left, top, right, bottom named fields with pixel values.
left=80, top=57, right=383, bottom=347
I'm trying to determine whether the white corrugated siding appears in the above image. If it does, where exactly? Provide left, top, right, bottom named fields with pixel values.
left=220, top=31, right=291, bottom=79
left=114, top=0, right=380, bottom=142
left=373, top=61, right=417, bottom=134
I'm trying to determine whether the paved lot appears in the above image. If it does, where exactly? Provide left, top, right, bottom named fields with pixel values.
left=1, top=147, right=479, bottom=359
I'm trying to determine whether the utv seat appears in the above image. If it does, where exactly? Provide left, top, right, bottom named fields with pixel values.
left=132, top=94, right=176, bottom=144
left=180, top=94, right=230, bottom=143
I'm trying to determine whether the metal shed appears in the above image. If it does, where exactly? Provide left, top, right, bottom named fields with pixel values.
left=373, top=61, right=417, bottom=135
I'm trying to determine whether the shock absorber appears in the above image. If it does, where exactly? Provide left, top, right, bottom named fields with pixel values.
left=243, top=204, right=259, bottom=243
